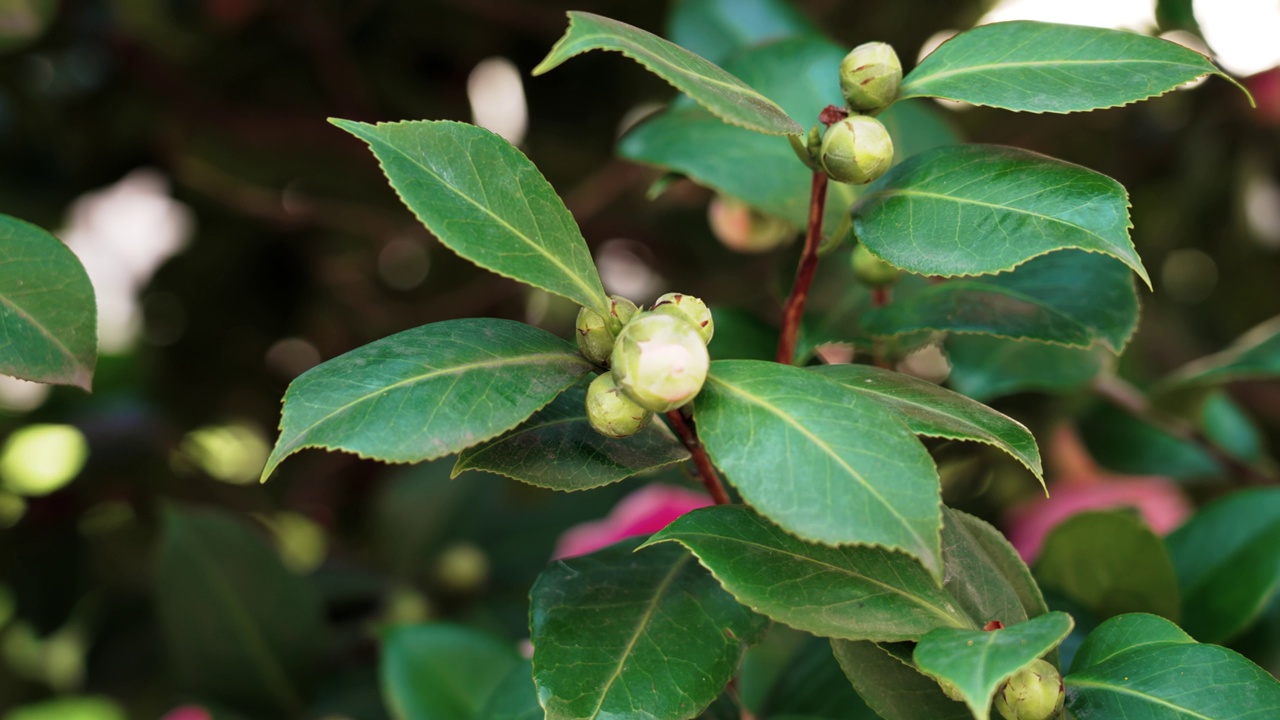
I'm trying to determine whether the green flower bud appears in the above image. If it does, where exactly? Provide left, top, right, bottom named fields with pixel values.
left=788, top=123, right=824, bottom=170
left=651, top=292, right=714, bottom=344
left=820, top=115, right=894, bottom=185
left=708, top=195, right=796, bottom=253
left=433, top=541, right=489, bottom=593
left=585, top=373, right=653, bottom=438
left=575, top=295, right=640, bottom=365
left=610, top=312, right=710, bottom=413
left=994, top=659, right=1065, bottom=720
left=852, top=243, right=902, bottom=286
left=840, top=42, right=903, bottom=113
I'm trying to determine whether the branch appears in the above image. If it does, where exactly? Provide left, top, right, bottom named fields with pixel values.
left=665, top=410, right=731, bottom=505
left=775, top=169, right=828, bottom=364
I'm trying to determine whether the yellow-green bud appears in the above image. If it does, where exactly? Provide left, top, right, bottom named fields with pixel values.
left=433, top=541, right=489, bottom=592
left=707, top=195, right=796, bottom=254
left=585, top=373, right=653, bottom=438
left=994, top=659, right=1065, bottom=720
left=820, top=115, right=894, bottom=185
left=840, top=42, right=903, bottom=113
left=575, top=295, right=640, bottom=365
left=610, top=312, right=710, bottom=413
left=788, top=123, right=824, bottom=170
left=651, top=292, right=714, bottom=344
left=852, top=243, right=902, bottom=286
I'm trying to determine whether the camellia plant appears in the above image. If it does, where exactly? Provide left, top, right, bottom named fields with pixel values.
left=6, top=2, right=1280, bottom=720
left=244, top=7, right=1280, bottom=719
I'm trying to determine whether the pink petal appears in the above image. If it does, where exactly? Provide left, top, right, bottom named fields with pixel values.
left=553, top=484, right=713, bottom=559
left=1005, top=477, right=1192, bottom=563
left=161, top=707, right=212, bottom=720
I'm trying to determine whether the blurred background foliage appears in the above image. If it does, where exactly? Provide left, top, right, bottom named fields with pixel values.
left=0, top=0, right=1277, bottom=717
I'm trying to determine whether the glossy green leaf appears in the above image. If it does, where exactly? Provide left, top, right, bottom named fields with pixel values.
left=812, top=363, right=1043, bottom=480
left=695, top=360, right=943, bottom=577
left=620, top=36, right=957, bottom=231
left=952, top=511, right=1051, bottom=622
left=381, top=624, right=519, bottom=720
left=1065, top=613, right=1280, bottom=718
left=478, top=659, right=541, bottom=720
left=864, top=249, right=1139, bottom=351
left=155, top=505, right=325, bottom=717
left=0, top=214, right=96, bottom=390
left=830, top=640, right=971, bottom=720
left=666, top=0, right=816, bottom=65
left=648, top=506, right=1040, bottom=643
left=453, top=386, right=689, bottom=491
left=534, top=12, right=801, bottom=136
left=262, top=319, right=595, bottom=481
left=531, top=539, right=767, bottom=720
left=331, top=119, right=609, bottom=314
left=945, top=335, right=1107, bottom=402
left=852, top=144, right=1148, bottom=287
left=1155, top=315, right=1280, bottom=393
left=914, top=612, right=1073, bottom=720
left=1035, top=511, right=1181, bottom=623
left=759, top=636, right=877, bottom=720
left=900, top=21, right=1245, bottom=113
left=1165, top=488, right=1280, bottom=644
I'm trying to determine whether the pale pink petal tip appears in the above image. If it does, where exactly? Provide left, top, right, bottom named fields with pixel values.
left=553, top=484, right=713, bottom=559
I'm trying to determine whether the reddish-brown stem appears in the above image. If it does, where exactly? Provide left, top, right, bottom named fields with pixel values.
left=871, top=286, right=892, bottom=307
left=776, top=170, right=829, bottom=364
left=665, top=410, right=731, bottom=505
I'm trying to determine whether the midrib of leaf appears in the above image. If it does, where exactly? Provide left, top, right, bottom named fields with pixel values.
left=705, top=375, right=931, bottom=559
left=858, top=187, right=1147, bottom=286
left=662, top=530, right=967, bottom=631
left=275, top=352, right=584, bottom=458
left=183, top=530, right=303, bottom=715
left=586, top=554, right=690, bottom=719
left=1065, top=676, right=1214, bottom=719
left=0, top=290, right=84, bottom=376
left=904, top=57, right=1208, bottom=90
left=343, top=121, right=605, bottom=312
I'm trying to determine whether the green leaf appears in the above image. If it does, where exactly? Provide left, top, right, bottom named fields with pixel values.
left=262, top=319, right=595, bottom=481
left=812, top=363, right=1043, bottom=481
left=478, top=659, right=541, bottom=720
left=534, top=11, right=802, bottom=136
left=759, top=636, right=878, bottom=720
left=155, top=505, right=325, bottom=717
left=1035, top=511, right=1181, bottom=623
left=830, top=640, right=971, bottom=720
left=913, top=612, right=1074, bottom=720
left=864, top=249, right=1139, bottom=351
left=900, top=21, right=1248, bottom=113
left=620, top=36, right=957, bottom=231
left=945, top=335, right=1108, bottom=402
left=666, top=0, right=817, bottom=66
left=1157, top=0, right=1201, bottom=34
left=0, top=214, right=96, bottom=390
left=1065, top=613, right=1280, bottom=718
left=1155, top=315, right=1280, bottom=394
left=694, top=360, right=943, bottom=577
left=648, top=506, right=1040, bottom=643
left=330, top=119, right=609, bottom=314
left=452, top=386, right=690, bottom=491
left=2, top=697, right=125, bottom=720
left=853, top=144, right=1148, bottom=287
left=1165, top=488, right=1280, bottom=644
left=381, top=624, right=520, bottom=720
left=531, top=538, right=766, bottom=720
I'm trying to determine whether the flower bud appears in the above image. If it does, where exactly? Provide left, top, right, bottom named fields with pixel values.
left=651, top=293, right=714, bottom=344
left=820, top=115, right=894, bottom=185
left=852, top=243, right=902, bottom=286
left=575, top=295, right=640, bottom=365
left=840, top=42, right=903, bottom=113
left=610, top=312, right=710, bottom=413
left=788, top=123, right=824, bottom=170
left=585, top=373, right=653, bottom=438
left=433, top=541, right=489, bottom=593
left=708, top=195, right=796, bottom=254
left=994, top=659, right=1065, bottom=720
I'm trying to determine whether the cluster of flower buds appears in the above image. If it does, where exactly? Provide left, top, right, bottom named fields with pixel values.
left=793, top=42, right=902, bottom=186
left=994, top=659, right=1065, bottom=720
left=578, top=293, right=714, bottom=438
left=575, top=295, right=639, bottom=365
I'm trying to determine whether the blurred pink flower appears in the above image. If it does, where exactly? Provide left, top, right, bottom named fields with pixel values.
left=161, top=707, right=212, bottom=720
left=1005, top=425, right=1192, bottom=563
left=553, top=484, right=712, bottom=559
